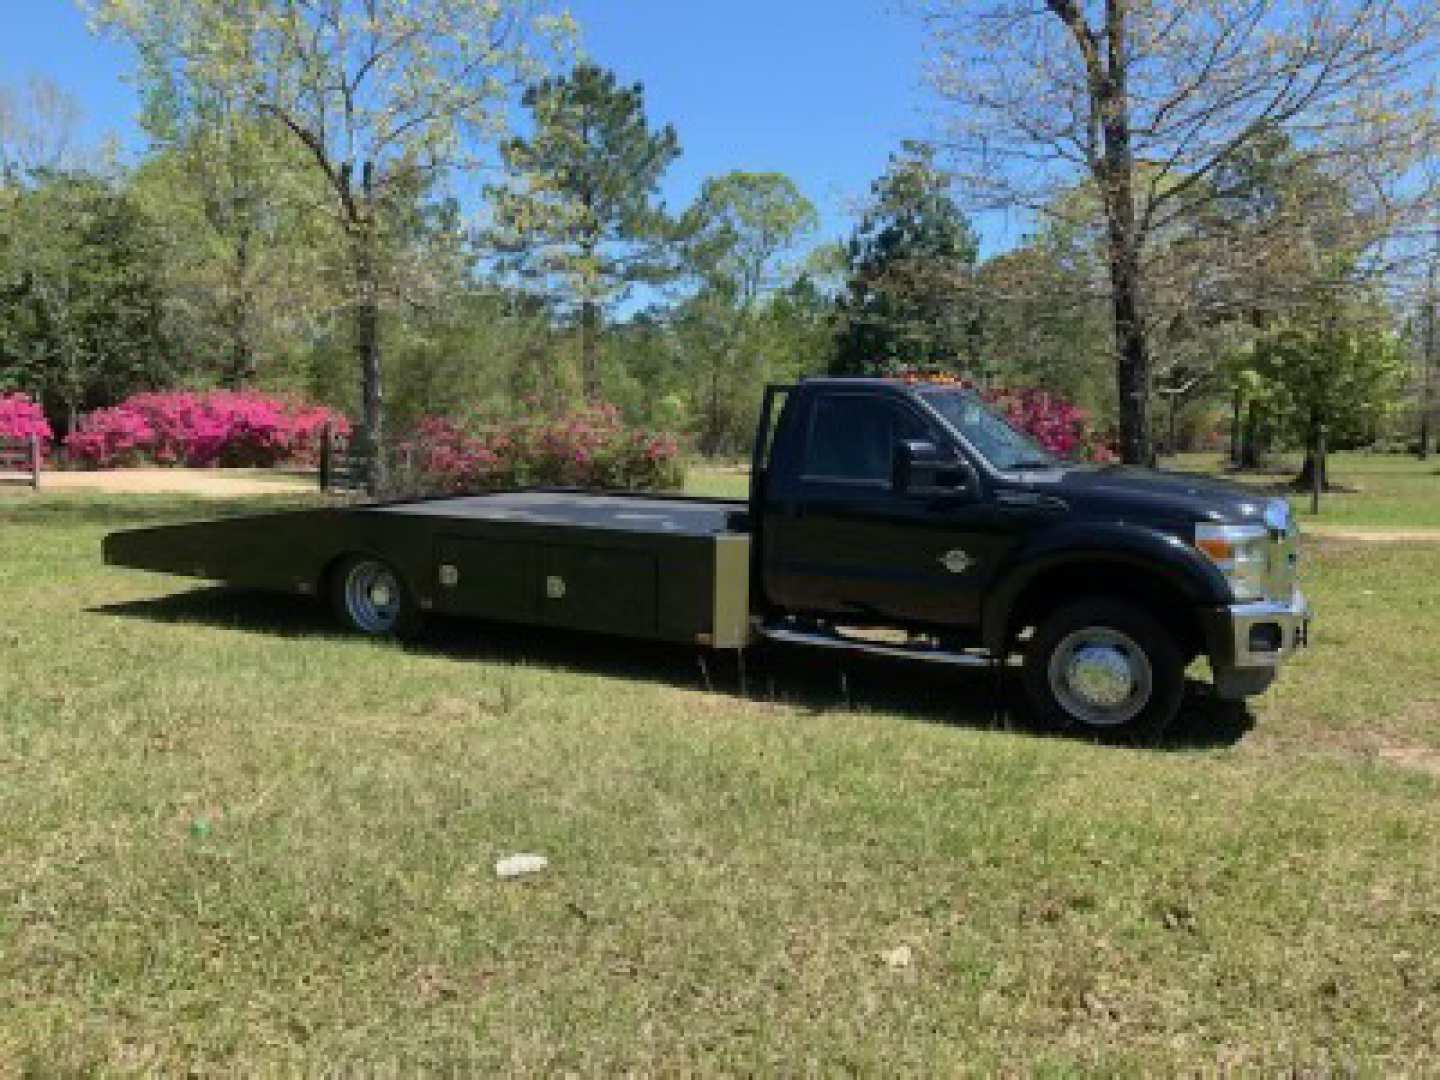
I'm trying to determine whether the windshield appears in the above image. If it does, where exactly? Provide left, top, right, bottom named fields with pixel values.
left=918, top=389, right=1058, bottom=471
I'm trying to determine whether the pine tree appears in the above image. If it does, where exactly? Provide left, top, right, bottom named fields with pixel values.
left=489, top=64, right=681, bottom=401
left=832, top=143, right=980, bottom=376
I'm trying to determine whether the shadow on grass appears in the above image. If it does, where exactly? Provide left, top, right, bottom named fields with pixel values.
left=92, top=585, right=1254, bottom=752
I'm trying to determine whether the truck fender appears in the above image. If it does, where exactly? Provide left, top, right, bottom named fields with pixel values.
left=981, top=522, right=1231, bottom=655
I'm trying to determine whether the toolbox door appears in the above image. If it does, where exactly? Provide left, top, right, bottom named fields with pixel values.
left=539, top=545, right=659, bottom=637
left=433, top=535, right=539, bottom=620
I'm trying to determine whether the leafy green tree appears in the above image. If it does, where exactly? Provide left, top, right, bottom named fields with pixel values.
left=386, top=286, right=560, bottom=431
left=126, top=43, right=326, bottom=390
left=96, top=0, right=573, bottom=490
left=0, top=171, right=173, bottom=430
left=969, top=218, right=1111, bottom=409
left=1179, top=128, right=1395, bottom=469
left=677, top=171, right=817, bottom=454
left=488, top=63, right=681, bottom=402
left=832, top=142, right=980, bottom=377
left=755, top=273, right=838, bottom=383
left=1251, top=305, right=1406, bottom=490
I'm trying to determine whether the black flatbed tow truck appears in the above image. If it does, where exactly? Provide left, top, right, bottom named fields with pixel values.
left=105, top=378, right=1310, bottom=737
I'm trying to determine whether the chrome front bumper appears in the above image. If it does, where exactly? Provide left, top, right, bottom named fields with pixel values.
left=1226, top=589, right=1311, bottom=667
left=1202, top=589, right=1311, bottom=700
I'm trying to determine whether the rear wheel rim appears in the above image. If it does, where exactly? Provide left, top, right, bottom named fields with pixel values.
left=344, top=561, right=402, bottom=635
left=1047, top=626, right=1153, bottom=727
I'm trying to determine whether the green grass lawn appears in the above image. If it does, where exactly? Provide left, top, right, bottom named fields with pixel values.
left=2, top=491, right=1440, bottom=1072
left=689, top=451, right=1440, bottom=529
left=1158, top=452, right=1440, bottom=530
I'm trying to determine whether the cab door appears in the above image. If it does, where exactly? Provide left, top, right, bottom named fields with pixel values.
left=762, top=389, right=1010, bottom=628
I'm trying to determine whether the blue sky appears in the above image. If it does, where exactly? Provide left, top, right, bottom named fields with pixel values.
left=1, top=0, right=1005, bottom=249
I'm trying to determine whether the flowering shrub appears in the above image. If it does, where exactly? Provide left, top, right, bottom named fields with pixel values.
left=66, top=391, right=350, bottom=469
left=984, top=386, right=1117, bottom=463
left=0, top=394, right=53, bottom=446
left=898, top=371, right=1115, bottom=462
left=400, top=404, right=686, bottom=493
left=64, top=406, right=155, bottom=467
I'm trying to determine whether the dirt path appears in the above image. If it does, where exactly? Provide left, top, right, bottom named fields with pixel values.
left=1307, top=526, right=1440, bottom=543
left=11, top=469, right=316, bottom=498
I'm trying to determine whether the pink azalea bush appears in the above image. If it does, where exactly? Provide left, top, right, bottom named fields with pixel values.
left=400, top=403, right=685, bottom=493
left=0, top=393, right=53, bottom=446
left=984, top=385, right=1117, bottom=463
left=66, top=391, right=350, bottom=469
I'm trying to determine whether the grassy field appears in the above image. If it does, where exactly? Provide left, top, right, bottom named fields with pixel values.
left=1164, top=452, right=1440, bottom=530
left=2, top=483, right=1440, bottom=1072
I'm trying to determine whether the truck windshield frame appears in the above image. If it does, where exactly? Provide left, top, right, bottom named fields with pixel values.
left=917, top=388, right=1058, bottom=473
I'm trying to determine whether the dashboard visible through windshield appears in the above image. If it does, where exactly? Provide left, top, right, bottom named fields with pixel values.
left=918, top=388, right=1058, bottom=472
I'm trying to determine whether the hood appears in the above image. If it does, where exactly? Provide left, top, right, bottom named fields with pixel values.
left=1015, top=465, right=1275, bottom=526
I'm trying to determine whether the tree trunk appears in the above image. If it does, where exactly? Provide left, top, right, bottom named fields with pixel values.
left=354, top=226, right=384, bottom=496
left=580, top=299, right=601, bottom=402
left=1297, top=413, right=1328, bottom=492
left=1098, top=0, right=1152, bottom=466
left=227, top=223, right=256, bottom=388
left=1106, top=239, right=1152, bottom=465
left=1239, top=401, right=1261, bottom=470
left=349, top=162, right=386, bottom=496
left=1229, top=385, right=1242, bottom=466
left=701, top=358, right=721, bottom=458
left=1297, top=450, right=1328, bottom=491
left=1421, top=234, right=1435, bottom=460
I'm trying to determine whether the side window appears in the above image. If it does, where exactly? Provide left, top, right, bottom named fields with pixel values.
left=802, top=395, right=927, bottom=483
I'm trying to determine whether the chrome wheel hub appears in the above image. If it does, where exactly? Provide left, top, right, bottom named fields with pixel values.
left=344, top=561, right=401, bottom=635
left=1066, top=646, right=1135, bottom=708
left=1048, top=627, right=1153, bottom=727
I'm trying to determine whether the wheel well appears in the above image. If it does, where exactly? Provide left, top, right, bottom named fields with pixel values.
left=1004, top=563, right=1205, bottom=660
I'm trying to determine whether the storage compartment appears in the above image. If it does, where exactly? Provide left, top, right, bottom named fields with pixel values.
left=423, top=501, right=749, bottom=646
left=433, top=536, right=538, bottom=620
left=539, top=544, right=659, bottom=637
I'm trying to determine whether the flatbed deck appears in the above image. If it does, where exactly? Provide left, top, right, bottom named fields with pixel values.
left=104, top=488, right=756, bottom=649
left=371, top=491, right=746, bottom=535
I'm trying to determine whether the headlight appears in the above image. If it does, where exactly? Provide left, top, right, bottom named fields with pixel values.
left=1195, top=523, right=1270, bottom=601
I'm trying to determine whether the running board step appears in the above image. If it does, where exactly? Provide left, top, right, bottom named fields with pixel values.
left=756, top=623, right=996, bottom=668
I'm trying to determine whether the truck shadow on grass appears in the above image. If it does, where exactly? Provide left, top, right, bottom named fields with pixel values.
left=94, top=586, right=1255, bottom=751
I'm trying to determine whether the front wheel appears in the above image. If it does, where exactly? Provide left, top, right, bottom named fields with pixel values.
left=1022, top=598, right=1185, bottom=740
left=330, top=555, right=422, bottom=638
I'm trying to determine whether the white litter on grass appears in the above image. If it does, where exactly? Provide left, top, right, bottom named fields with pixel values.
left=495, top=853, right=549, bottom=880
left=880, top=944, right=913, bottom=969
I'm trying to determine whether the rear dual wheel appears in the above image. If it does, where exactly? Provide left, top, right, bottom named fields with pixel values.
left=330, top=555, right=422, bottom=638
left=1022, top=598, right=1185, bottom=740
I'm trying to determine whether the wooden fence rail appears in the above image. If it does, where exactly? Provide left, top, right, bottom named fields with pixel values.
left=318, top=422, right=369, bottom=494
left=0, top=434, right=42, bottom=491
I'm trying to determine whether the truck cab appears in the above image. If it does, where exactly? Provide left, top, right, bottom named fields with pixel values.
left=751, top=378, right=1310, bottom=737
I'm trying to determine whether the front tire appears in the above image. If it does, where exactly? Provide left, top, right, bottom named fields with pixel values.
left=330, top=556, right=422, bottom=638
left=1022, top=598, right=1185, bottom=740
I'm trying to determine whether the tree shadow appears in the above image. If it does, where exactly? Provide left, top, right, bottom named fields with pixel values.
left=92, top=586, right=1254, bottom=752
